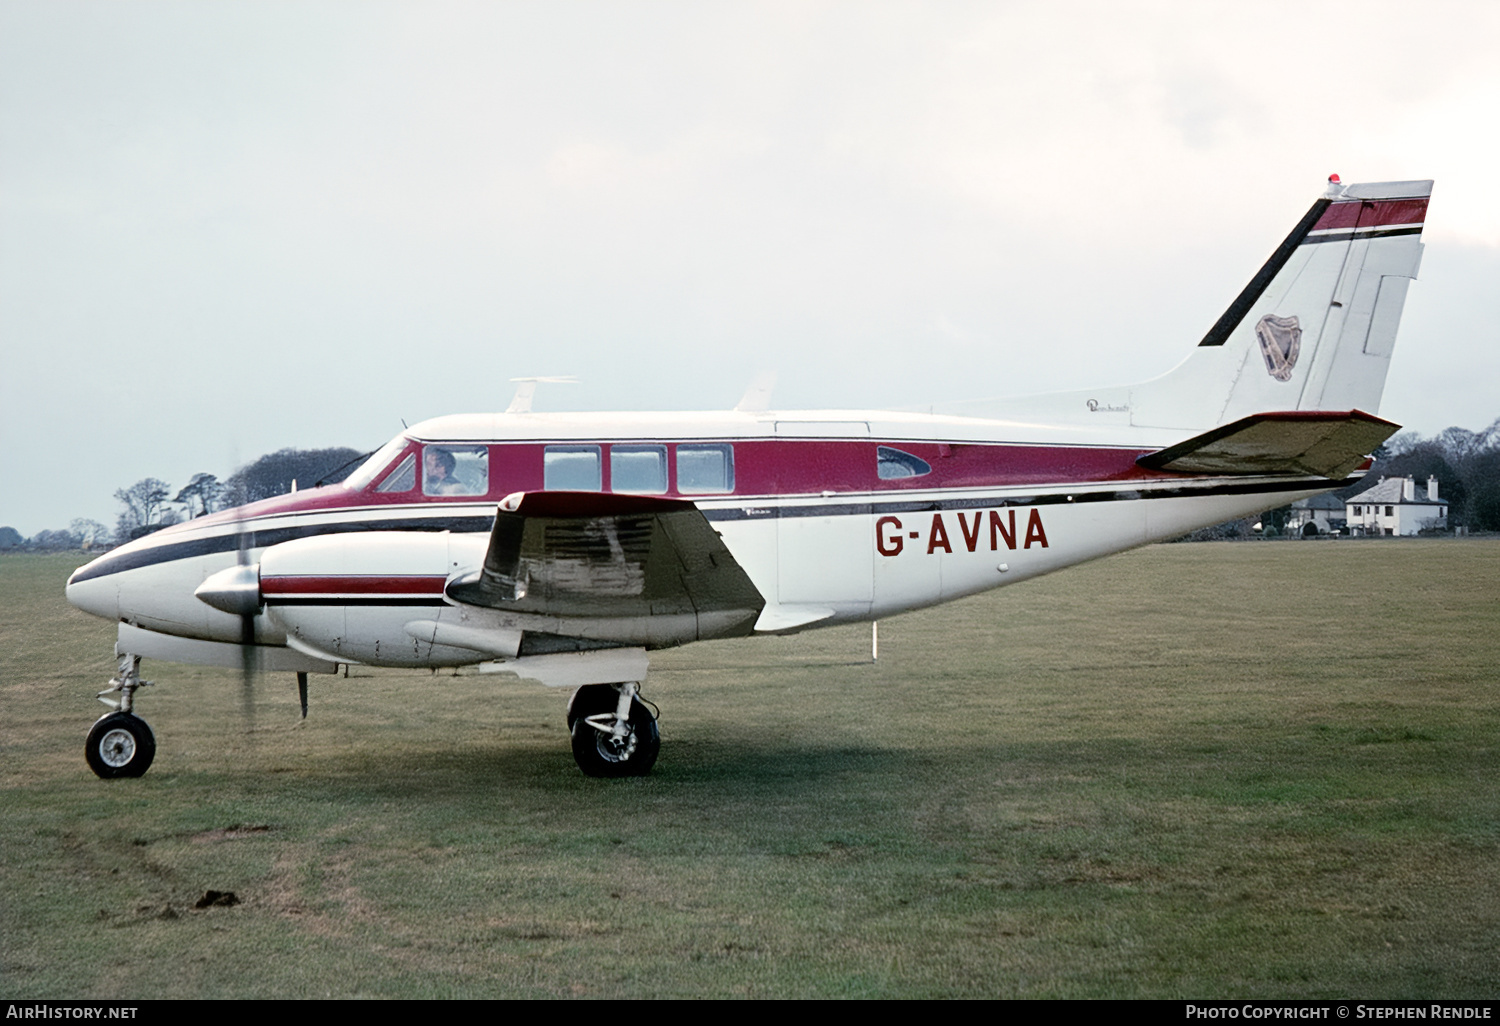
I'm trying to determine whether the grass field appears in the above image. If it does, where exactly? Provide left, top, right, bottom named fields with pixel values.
left=2, top=541, right=1498, bottom=998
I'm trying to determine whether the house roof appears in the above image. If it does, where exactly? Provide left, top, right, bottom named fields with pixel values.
left=1346, top=477, right=1444, bottom=506
left=1293, top=493, right=1346, bottom=511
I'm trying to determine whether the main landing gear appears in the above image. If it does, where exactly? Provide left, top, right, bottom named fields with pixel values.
left=567, top=681, right=659, bottom=778
left=86, top=654, right=156, bottom=779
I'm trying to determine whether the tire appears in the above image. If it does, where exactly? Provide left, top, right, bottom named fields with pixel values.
left=566, top=682, right=617, bottom=732
left=85, top=712, right=156, bottom=779
left=570, top=693, right=660, bottom=778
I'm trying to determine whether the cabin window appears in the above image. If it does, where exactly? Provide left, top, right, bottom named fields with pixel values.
left=611, top=445, right=667, bottom=494
left=544, top=445, right=602, bottom=491
left=877, top=446, right=932, bottom=480
left=677, top=444, right=734, bottom=494
left=375, top=453, right=417, bottom=493
left=1385, top=506, right=1394, bottom=516
left=423, top=444, right=488, bottom=497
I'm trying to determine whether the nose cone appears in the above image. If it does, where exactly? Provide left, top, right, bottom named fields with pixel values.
left=66, top=559, right=119, bottom=621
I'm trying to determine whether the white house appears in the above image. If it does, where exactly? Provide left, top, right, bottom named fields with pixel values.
left=1288, top=493, right=1347, bottom=535
left=1346, top=475, right=1447, bottom=536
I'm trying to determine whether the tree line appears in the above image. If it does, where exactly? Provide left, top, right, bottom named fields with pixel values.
left=1, top=447, right=364, bottom=552
left=1181, top=418, right=1500, bottom=540
left=1359, top=419, right=1500, bottom=530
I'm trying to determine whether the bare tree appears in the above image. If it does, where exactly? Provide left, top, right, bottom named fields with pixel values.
left=1350, top=416, right=1500, bottom=530
left=175, top=473, right=223, bottom=517
left=114, top=478, right=172, bottom=541
left=70, top=518, right=111, bottom=549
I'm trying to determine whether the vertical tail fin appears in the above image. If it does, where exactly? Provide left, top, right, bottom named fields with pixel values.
left=1129, top=178, right=1431, bottom=428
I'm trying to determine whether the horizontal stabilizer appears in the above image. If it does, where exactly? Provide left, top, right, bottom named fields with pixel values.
left=1137, top=410, right=1399, bottom=479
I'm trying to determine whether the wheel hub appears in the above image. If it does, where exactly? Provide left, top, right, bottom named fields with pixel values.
left=596, top=726, right=638, bottom=762
left=99, top=728, right=136, bottom=767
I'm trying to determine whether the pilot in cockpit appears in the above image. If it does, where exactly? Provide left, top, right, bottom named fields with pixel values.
left=423, top=444, right=489, bottom=496
left=424, top=447, right=465, bottom=495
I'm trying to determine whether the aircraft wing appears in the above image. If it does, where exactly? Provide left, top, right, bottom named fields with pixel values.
left=1136, top=410, right=1400, bottom=479
left=445, top=491, right=765, bottom=636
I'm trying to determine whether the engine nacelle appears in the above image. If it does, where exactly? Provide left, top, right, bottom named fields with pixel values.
left=260, top=531, right=495, bottom=667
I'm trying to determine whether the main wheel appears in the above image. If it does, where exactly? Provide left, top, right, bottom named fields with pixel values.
left=85, top=712, right=156, bottom=779
left=566, top=683, right=617, bottom=733
left=569, top=688, right=659, bottom=778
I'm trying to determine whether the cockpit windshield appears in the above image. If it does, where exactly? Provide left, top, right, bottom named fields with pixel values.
left=343, top=435, right=412, bottom=491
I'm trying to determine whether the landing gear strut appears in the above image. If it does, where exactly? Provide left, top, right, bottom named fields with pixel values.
left=567, top=682, right=660, bottom=778
left=86, top=654, right=156, bottom=779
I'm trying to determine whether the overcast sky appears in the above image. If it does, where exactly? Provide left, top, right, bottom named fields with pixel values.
left=3, top=1, right=1498, bottom=536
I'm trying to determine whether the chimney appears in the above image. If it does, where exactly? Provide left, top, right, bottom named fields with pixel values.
left=1428, top=475, right=1439, bottom=501
left=1403, top=476, right=1415, bottom=501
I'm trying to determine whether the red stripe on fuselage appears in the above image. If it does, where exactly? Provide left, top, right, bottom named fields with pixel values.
left=439, top=439, right=1162, bottom=498
left=167, top=440, right=1165, bottom=527
left=734, top=440, right=1157, bottom=493
left=261, top=575, right=449, bottom=596
left=1312, top=197, right=1428, bottom=232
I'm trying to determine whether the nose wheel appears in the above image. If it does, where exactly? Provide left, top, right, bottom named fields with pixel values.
left=86, top=711, right=156, bottom=779
left=86, top=652, right=156, bottom=779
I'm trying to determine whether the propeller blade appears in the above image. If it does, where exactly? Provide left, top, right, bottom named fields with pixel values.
left=229, top=479, right=256, bottom=732
left=239, top=604, right=256, bottom=732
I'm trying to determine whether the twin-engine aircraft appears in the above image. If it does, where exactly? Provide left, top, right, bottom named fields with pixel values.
left=67, top=177, right=1431, bottom=778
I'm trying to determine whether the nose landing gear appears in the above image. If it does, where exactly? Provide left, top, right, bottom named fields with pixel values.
left=86, top=711, right=156, bottom=778
left=86, top=654, right=156, bottom=779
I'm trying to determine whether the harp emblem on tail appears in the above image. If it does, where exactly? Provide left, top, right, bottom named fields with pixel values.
left=1255, top=314, right=1302, bottom=382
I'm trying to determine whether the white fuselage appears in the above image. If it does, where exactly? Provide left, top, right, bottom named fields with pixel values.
left=66, top=407, right=1339, bottom=674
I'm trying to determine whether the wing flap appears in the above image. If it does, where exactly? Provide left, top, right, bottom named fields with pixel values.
left=446, top=492, right=765, bottom=640
left=1137, top=410, right=1399, bottom=478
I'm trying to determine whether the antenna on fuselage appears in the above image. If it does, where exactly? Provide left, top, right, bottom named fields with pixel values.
left=734, top=371, right=776, bottom=413
left=507, top=376, right=578, bottom=414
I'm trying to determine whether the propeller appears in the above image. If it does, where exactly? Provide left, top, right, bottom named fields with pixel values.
left=198, top=451, right=345, bottom=726
left=196, top=512, right=310, bottom=725
left=235, top=517, right=256, bottom=731
left=194, top=490, right=263, bottom=733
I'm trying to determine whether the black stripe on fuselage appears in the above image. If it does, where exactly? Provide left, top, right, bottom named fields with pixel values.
left=700, top=476, right=1348, bottom=521
left=68, top=515, right=494, bottom=584
left=72, top=477, right=1346, bottom=582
